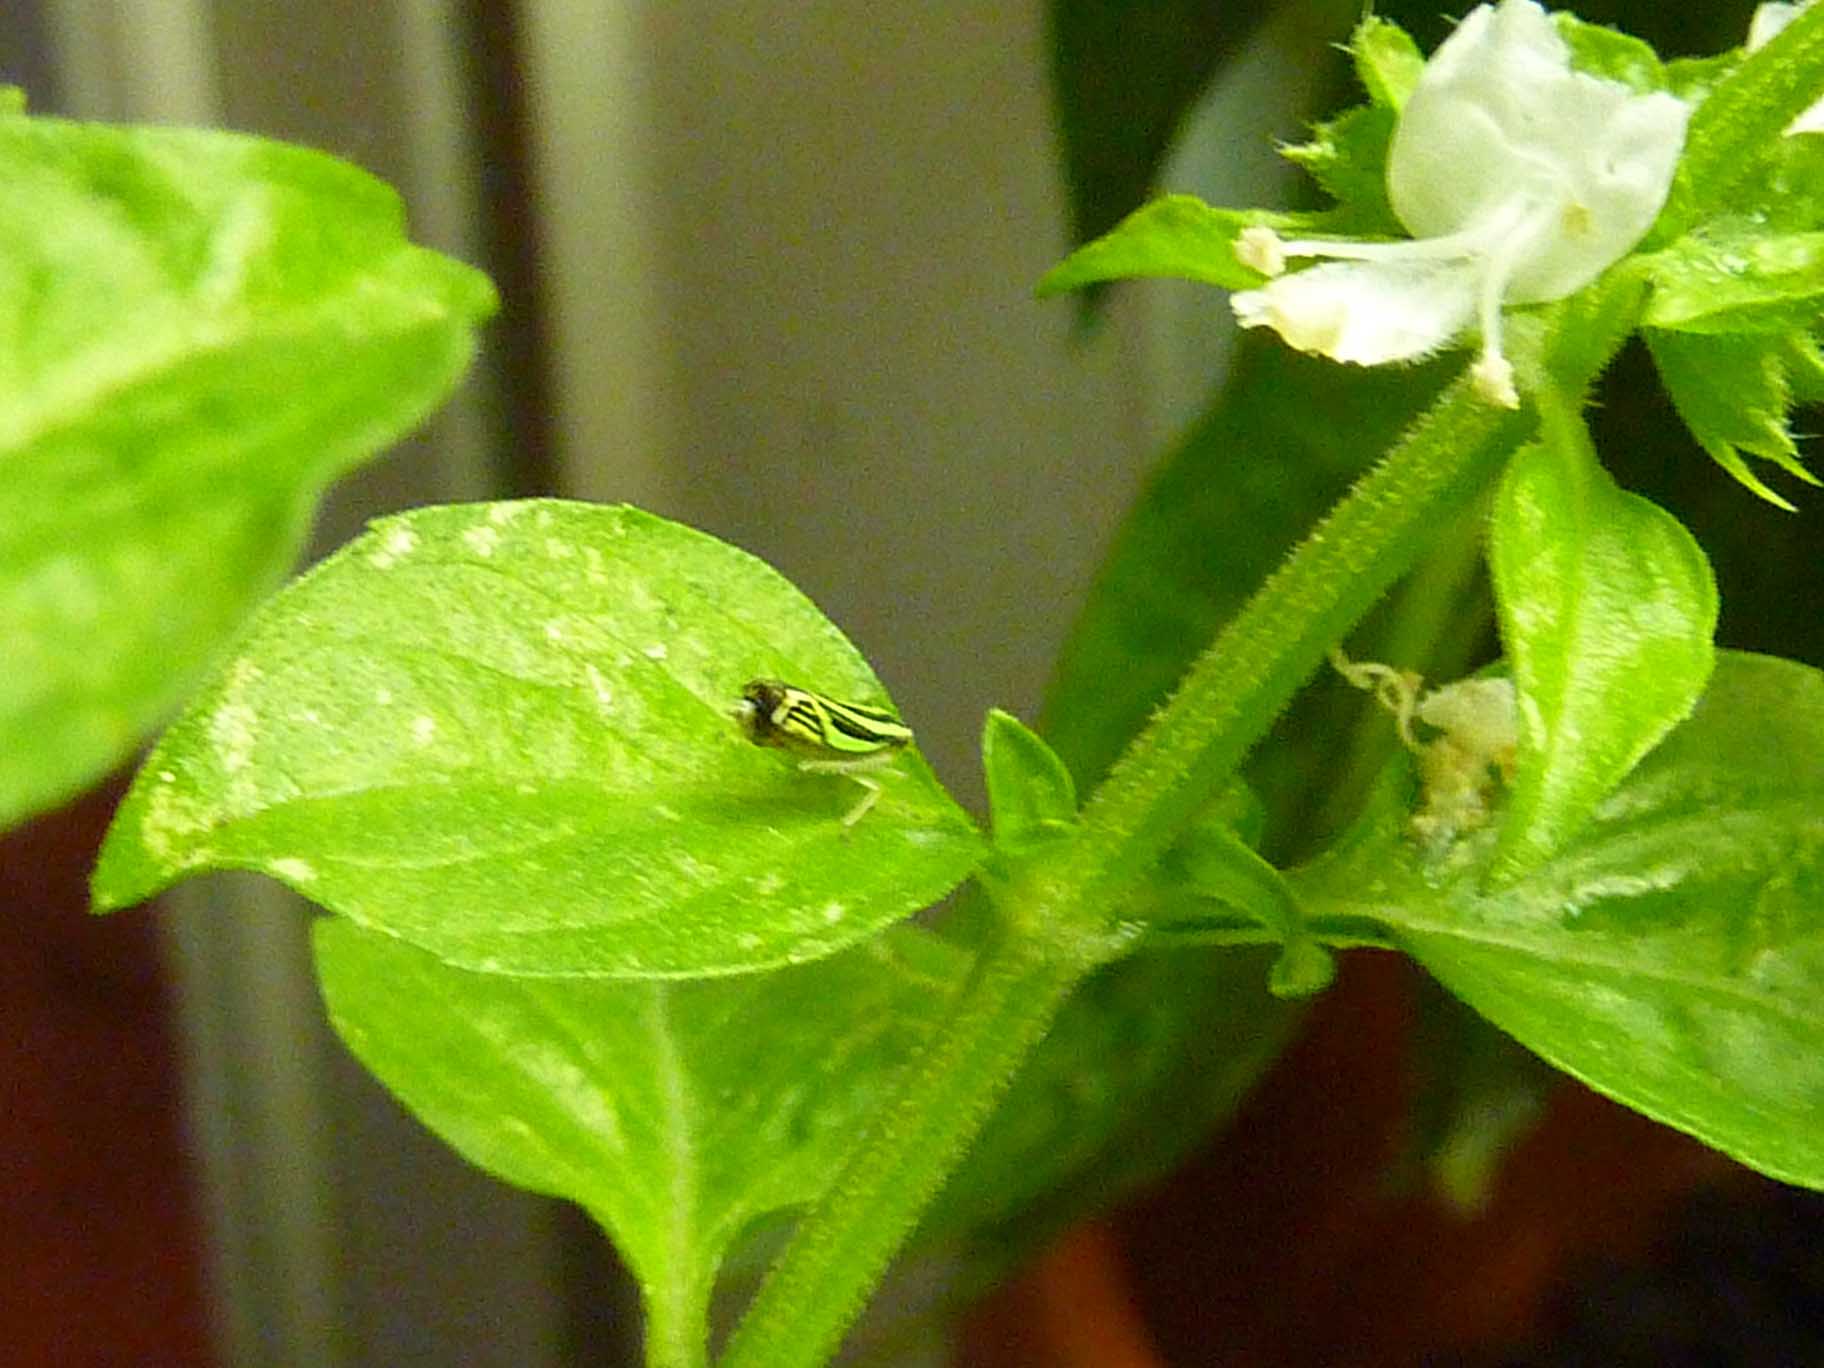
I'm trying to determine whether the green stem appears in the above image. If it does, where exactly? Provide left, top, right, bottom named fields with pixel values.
left=716, top=914, right=1107, bottom=1368
left=646, top=1280, right=711, bottom=1368
left=1044, top=375, right=1524, bottom=915
left=717, top=368, right=1526, bottom=1368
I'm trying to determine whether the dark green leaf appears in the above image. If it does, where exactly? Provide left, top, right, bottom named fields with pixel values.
left=315, top=917, right=967, bottom=1358
left=1045, top=338, right=1450, bottom=792
left=926, top=944, right=1296, bottom=1264
left=0, top=113, right=495, bottom=828
left=1488, top=399, right=1718, bottom=882
left=1647, top=328, right=1815, bottom=509
left=1048, top=0, right=1277, bottom=254
left=1398, top=981, right=1554, bottom=1215
left=1299, top=652, right=1824, bottom=1190
left=981, top=709, right=1076, bottom=853
left=94, top=501, right=984, bottom=976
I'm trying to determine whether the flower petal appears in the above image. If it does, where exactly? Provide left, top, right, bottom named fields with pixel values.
left=1232, top=258, right=1476, bottom=366
left=1388, top=0, right=1688, bottom=303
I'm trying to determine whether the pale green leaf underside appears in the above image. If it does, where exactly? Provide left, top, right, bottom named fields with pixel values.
left=1301, top=652, right=1824, bottom=1189
left=314, top=918, right=967, bottom=1355
left=0, top=112, right=496, bottom=828
left=94, top=501, right=984, bottom=976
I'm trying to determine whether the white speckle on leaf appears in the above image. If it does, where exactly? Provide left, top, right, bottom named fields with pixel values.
left=643, top=642, right=668, bottom=661
left=158, top=770, right=176, bottom=784
left=754, top=873, right=784, bottom=896
left=270, top=857, right=317, bottom=883
left=738, top=933, right=762, bottom=951
left=653, top=804, right=680, bottom=822
left=822, top=900, right=846, bottom=924
left=375, top=686, right=394, bottom=706
left=544, top=538, right=574, bottom=559
left=463, top=525, right=500, bottom=558
left=583, top=547, right=606, bottom=583
left=489, top=503, right=525, bottom=526
left=209, top=659, right=262, bottom=775
left=545, top=620, right=565, bottom=643
left=584, top=664, right=613, bottom=710
left=367, top=525, right=418, bottom=569
left=902, top=828, right=940, bottom=848
left=299, top=708, right=322, bottom=725
left=411, top=715, right=438, bottom=745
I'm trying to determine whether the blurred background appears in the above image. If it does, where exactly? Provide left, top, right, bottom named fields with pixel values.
left=4, top=2, right=1820, bottom=1366
left=0, top=2, right=1321, bottom=1363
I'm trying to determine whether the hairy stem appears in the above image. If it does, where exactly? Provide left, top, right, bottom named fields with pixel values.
left=717, top=368, right=1527, bottom=1368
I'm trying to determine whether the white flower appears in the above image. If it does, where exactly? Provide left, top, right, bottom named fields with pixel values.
left=1232, top=0, right=1689, bottom=407
left=1748, top=3, right=1824, bottom=133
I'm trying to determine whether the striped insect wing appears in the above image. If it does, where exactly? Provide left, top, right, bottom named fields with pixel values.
left=821, top=698, right=912, bottom=754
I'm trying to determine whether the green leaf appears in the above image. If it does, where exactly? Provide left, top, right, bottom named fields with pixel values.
left=1785, top=330, right=1824, bottom=404
left=314, top=917, right=967, bottom=1364
left=1645, top=222, right=1824, bottom=335
left=0, top=113, right=495, bottom=830
left=981, top=709, right=1076, bottom=853
left=1300, top=652, right=1824, bottom=1190
left=1280, top=106, right=1402, bottom=232
left=1665, top=51, right=1742, bottom=105
left=1352, top=15, right=1424, bottom=110
left=1647, top=328, right=1816, bottom=509
left=1048, top=0, right=1276, bottom=254
left=1553, top=12, right=1670, bottom=94
left=1037, top=196, right=1314, bottom=297
left=1488, top=398, right=1718, bottom=883
left=1159, top=816, right=1334, bottom=998
left=93, top=501, right=984, bottom=976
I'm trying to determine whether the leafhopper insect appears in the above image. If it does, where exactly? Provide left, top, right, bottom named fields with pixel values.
left=733, top=678, right=912, bottom=826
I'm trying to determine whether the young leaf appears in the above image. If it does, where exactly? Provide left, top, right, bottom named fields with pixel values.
left=0, top=112, right=495, bottom=829
left=1299, top=651, right=1824, bottom=1190
left=1036, top=197, right=1316, bottom=296
left=93, top=501, right=984, bottom=976
left=981, top=709, right=1076, bottom=853
left=314, top=917, right=968, bottom=1364
left=1162, top=816, right=1335, bottom=998
left=1488, top=397, right=1718, bottom=883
